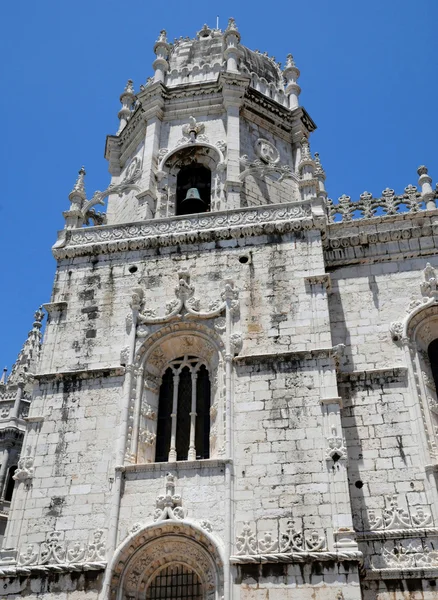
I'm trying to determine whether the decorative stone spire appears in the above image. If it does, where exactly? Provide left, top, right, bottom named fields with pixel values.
left=65, top=167, right=86, bottom=229
left=283, top=54, right=301, bottom=110
left=223, top=18, right=241, bottom=72
left=298, top=137, right=318, bottom=201
left=314, top=152, right=327, bottom=200
left=0, top=368, right=7, bottom=386
left=7, top=307, right=44, bottom=386
left=417, top=166, right=436, bottom=210
left=153, top=30, right=170, bottom=83
left=117, top=79, right=135, bottom=134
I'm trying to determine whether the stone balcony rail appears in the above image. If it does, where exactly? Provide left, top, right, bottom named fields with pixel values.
left=326, top=184, right=438, bottom=224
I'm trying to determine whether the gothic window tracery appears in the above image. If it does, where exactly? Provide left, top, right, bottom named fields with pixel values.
left=155, top=356, right=211, bottom=463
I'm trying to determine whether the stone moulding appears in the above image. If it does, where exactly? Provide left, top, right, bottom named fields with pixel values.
left=230, top=551, right=363, bottom=564
left=323, top=209, right=438, bottom=266
left=337, top=367, right=408, bottom=384
left=0, top=561, right=106, bottom=577
left=356, top=527, right=438, bottom=541
left=116, top=458, right=230, bottom=474
left=52, top=203, right=314, bottom=260
left=234, top=346, right=344, bottom=365
left=34, top=366, right=125, bottom=383
left=365, top=567, right=438, bottom=580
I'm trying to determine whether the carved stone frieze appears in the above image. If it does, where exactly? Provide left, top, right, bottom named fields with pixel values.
left=370, top=539, right=438, bottom=570
left=53, top=203, right=314, bottom=259
left=136, top=270, right=238, bottom=326
left=19, top=529, right=105, bottom=567
left=235, top=519, right=326, bottom=557
left=368, top=495, right=433, bottom=531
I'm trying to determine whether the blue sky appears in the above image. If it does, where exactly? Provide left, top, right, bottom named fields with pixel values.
left=0, top=0, right=437, bottom=371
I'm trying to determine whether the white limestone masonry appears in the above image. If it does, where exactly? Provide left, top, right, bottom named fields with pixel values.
left=0, top=18, right=437, bottom=600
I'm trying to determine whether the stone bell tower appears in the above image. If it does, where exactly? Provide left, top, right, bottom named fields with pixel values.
left=3, top=16, right=438, bottom=600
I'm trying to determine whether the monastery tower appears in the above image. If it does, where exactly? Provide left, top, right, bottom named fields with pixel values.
left=0, top=19, right=438, bottom=600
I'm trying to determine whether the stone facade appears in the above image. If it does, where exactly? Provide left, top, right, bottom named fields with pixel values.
left=1, top=18, right=438, bottom=600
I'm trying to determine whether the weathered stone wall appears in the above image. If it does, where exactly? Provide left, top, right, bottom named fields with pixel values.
left=5, top=374, right=122, bottom=555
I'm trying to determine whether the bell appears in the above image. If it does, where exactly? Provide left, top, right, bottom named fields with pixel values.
left=179, top=187, right=207, bottom=215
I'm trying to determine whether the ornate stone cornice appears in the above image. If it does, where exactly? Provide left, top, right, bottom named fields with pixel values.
left=230, top=551, right=363, bottom=564
left=323, top=209, right=438, bottom=267
left=52, top=203, right=314, bottom=260
left=0, top=561, right=106, bottom=578
left=35, top=366, right=125, bottom=383
left=337, top=367, right=408, bottom=384
left=116, top=458, right=230, bottom=475
left=357, top=527, right=438, bottom=541
left=234, top=346, right=343, bottom=365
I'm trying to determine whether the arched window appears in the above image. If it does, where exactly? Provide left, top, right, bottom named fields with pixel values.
left=176, top=165, right=211, bottom=215
left=155, top=357, right=211, bottom=463
left=146, top=564, right=202, bottom=600
left=4, top=466, right=17, bottom=502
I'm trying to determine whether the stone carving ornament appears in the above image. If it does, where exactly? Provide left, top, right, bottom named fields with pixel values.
left=19, top=529, right=106, bottom=567
left=154, top=473, right=186, bottom=521
left=368, top=495, right=433, bottom=531
left=235, top=519, right=326, bottom=556
left=13, top=456, right=34, bottom=482
left=240, top=138, right=296, bottom=183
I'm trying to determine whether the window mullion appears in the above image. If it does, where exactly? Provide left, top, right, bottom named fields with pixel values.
left=188, top=369, right=198, bottom=460
left=168, top=371, right=180, bottom=462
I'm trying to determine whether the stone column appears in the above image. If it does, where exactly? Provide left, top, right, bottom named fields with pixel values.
left=283, top=54, right=301, bottom=110
left=11, top=381, right=23, bottom=420
left=188, top=370, right=198, bottom=461
left=153, top=30, right=170, bottom=84
left=418, top=165, right=436, bottom=210
left=0, top=445, right=12, bottom=499
left=222, top=73, right=249, bottom=210
left=136, top=85, right=165, bottom=219
left=168, top=372, right=180, bottom=462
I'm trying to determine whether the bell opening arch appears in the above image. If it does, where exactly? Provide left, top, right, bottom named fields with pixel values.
left=156, top=143, right=226, bottom=217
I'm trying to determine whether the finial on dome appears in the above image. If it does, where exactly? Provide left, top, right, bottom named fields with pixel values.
left=223, top=17, right=241, bottom=72
left=0, top=368, right=7, bottom=386
left=157, top=30, right=168, bottom=43
left=197, top=24, right=212, bottom=39
left=118, top=79, right=135, bottom=133
left=226, top=17, right=238, bottom=32
left=417, top=165, right=436, bottom=210
left=124, top=79, right=134, bottom=95
left=284, top=54, right=300, bottom=110
left=285, top=54, right=296, bottom=69
left=153, top=29, right=171, bottom=84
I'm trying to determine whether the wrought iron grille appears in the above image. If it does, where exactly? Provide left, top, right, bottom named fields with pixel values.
left=146, top=564, right=202, bottom=600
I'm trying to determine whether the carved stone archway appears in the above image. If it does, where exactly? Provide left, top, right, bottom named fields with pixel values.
left=109, top=521, right=224, bottom=600
left=128, top=322, right=226, bottom=463
left=156, top=142, right=226, bottom=217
